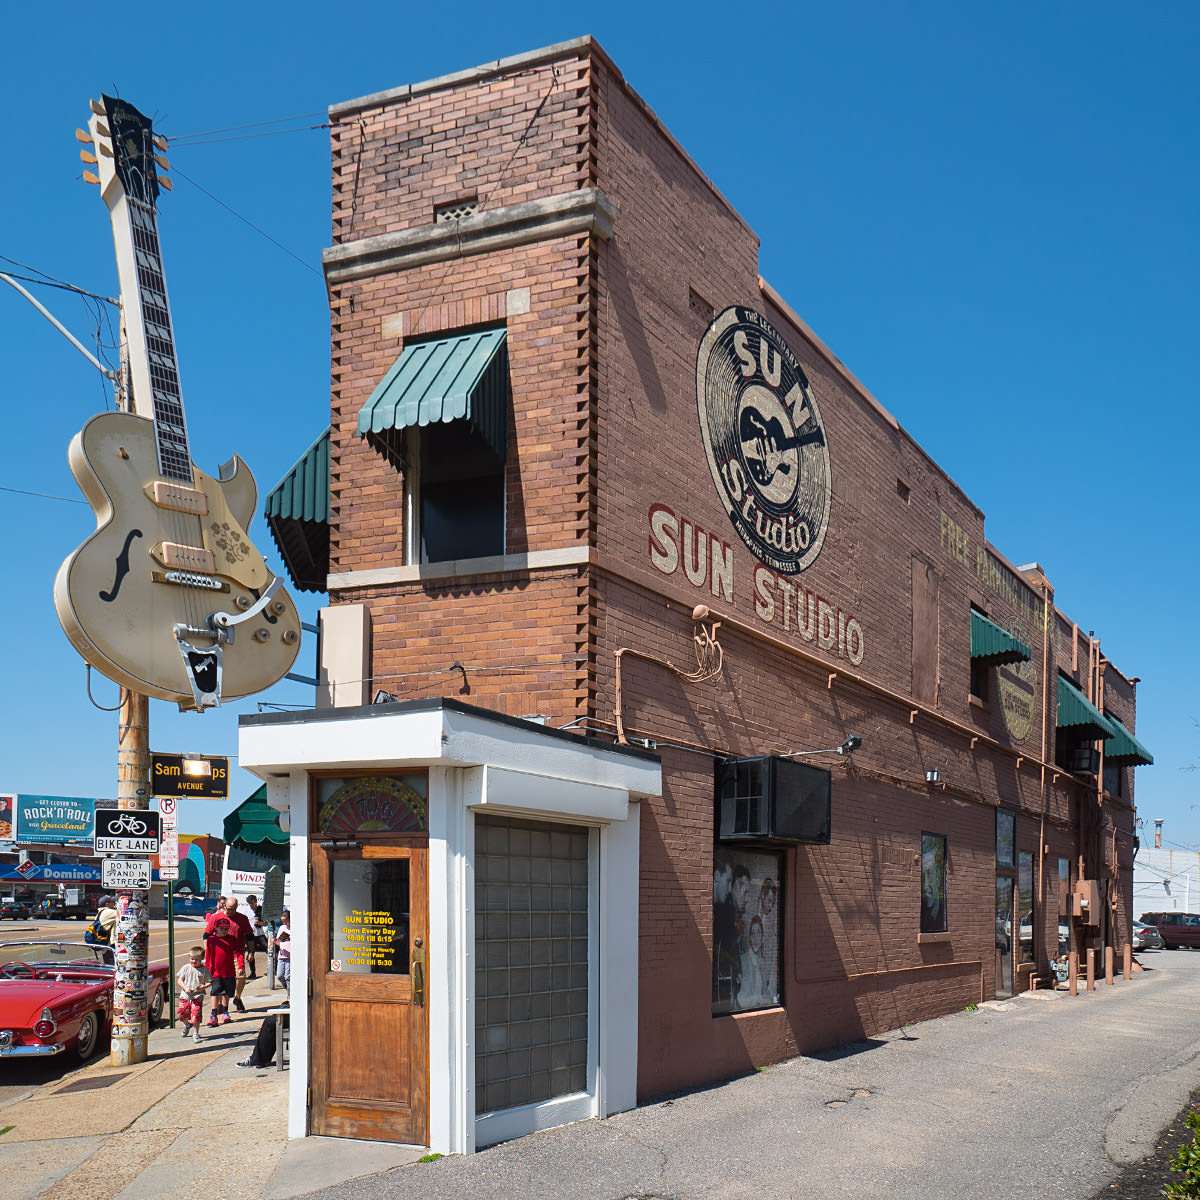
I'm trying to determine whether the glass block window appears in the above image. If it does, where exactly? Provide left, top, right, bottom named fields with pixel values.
left=475, top=816, right=590, bottom=1115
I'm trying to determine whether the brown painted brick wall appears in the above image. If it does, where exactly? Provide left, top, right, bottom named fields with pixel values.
left=322, top=38, right=1142, bottom=1102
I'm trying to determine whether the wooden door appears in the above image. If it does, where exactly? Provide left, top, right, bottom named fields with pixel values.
left=310, top=841, right=429, bottom=1144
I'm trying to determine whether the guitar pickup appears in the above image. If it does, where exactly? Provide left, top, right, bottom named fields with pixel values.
left=146, top=480, right=208, bottom=515
left=151, top=542, right=216, bottom=573
left=153, top=569, right=228, bottom=591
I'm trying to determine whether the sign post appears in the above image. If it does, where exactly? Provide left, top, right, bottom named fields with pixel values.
left=158, top=796, right=179, bottom=1027
left=111, top=689, right=152, bottom=1067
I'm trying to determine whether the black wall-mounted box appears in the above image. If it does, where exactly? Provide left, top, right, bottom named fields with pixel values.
left=715, top=756, right=831, bottom=845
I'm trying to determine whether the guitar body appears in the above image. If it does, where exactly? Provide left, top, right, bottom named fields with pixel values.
left=54, top=410, right=301, bottom=705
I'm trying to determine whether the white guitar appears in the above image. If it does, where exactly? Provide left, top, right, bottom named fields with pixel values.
left=54, top=95, right=301, bottom=709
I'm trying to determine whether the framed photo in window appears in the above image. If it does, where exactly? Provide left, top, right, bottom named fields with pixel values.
left=712, top=848, right=782, bottom=1016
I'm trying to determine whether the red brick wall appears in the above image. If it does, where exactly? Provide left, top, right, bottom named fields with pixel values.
left=322, top=38, right=1142, bottom=1101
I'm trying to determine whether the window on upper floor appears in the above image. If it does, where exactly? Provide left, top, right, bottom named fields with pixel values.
left=969, top=607, right=1031, bottom=707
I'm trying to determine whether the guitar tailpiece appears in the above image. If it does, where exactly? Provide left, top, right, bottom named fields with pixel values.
left=175, top=638, right=223, bottom=710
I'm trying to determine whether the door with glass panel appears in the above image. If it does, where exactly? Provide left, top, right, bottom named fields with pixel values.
left=310, top=773, right=429, bottom=1144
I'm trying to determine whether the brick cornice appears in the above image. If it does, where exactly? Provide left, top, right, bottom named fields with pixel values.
left=323, top=188, right=616, bottom=287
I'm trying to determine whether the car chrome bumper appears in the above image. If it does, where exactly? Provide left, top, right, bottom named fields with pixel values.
left=0, top=1038, right=66, bottom=1057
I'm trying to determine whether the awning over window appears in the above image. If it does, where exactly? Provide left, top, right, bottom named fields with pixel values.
left=1104, top=716, right=1154, bottom=767
left=265, top=428, right=329, bottom=593
left=1057, top=676, right=1118, bottom=739
left=357, top=327, right=508, bottom=470
left=223, top=786, right=289, bottom=863
left=970, top=610, right=1032, bottom=666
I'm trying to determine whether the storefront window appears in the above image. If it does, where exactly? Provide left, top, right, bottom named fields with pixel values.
left=1017, top=850, right=1034, bottom=963
left=712, top=848, right=782, bottom=1016
left=921, top=833, right=948, bottom=933
left=995, top=809, right=1015, bottom=868
left=329, top=858, right=410, bottom=975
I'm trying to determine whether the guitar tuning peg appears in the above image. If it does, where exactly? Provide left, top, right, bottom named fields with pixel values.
left=80, top=149, right=98, bottom=165
left=153, top=153, right=170, bottom=171
left=99, top=143, right=113, bottom=158
left=82, top=169, right=101, bottom=185
left=159, top=176, right=173, bottom=191
left=152, top=134, right=167, bottom=151
left=95, top=121, right=109, bottom=137
left=89, top=98, right=105, bottom=115
left=75, top=128, right=92, bottom=144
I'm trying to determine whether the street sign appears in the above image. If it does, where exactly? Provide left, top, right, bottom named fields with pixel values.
left=158, top=866, right=179, bottom=881
left=94, top=810, right=160, bottom=855
left=158, top=797, right=177, bottom=817
left=102, top=858, right=151, bottom=889
left=150, top=753, right=229, bottom=798
left=159, top=829, right=179, bottom=867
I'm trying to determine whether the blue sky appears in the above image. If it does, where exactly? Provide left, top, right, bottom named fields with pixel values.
left=2, top=3, right=1196, bottom=847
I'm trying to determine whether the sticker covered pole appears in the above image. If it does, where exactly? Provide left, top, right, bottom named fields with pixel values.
left=111, top=687, right=151, bottom=1065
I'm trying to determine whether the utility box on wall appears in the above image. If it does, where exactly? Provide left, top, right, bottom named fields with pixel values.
left=716, top=756, right=831, bottom=846
left=1073, top=879, right=1102, bottom=924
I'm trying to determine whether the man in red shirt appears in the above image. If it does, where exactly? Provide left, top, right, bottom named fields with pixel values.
left=203, top=899, right=244, bottom=1025
left=225, top=897, right=255, bottom=1014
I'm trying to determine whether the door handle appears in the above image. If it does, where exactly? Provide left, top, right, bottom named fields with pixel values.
left=412, top=941, right=425, bottom=1007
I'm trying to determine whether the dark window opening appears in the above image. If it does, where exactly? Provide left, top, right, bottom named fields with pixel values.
left=417, top=419, right=505, bottom=564
left=920, top=832, right=947, bottom=933
left=969, top=605, right=988, bottom=702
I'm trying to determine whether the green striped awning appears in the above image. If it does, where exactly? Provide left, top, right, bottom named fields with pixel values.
left=1057, top=675, right=1118, bottom=739
left=970, top=610, right=1032, bottom=666
left=358, top=327, right=508, bottom=471
left=1104, top=717, right=1154, bottom=767
left=265, top=428, right=329, bottom=593
left=223, top=786, right=289, bottom=863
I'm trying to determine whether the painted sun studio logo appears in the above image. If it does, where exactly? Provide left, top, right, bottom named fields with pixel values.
left=696, top=307, right=831, bottom=574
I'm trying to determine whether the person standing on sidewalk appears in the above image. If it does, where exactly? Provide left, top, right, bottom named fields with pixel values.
left=203, top=902, right=243, bottom=1026
left=176, top=946, right=212, bottom=1043
left=225, top=897, right=255, bottom=1014
left=273, top=909, right=291, bottom=994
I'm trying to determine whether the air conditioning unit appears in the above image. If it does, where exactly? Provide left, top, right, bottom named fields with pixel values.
left=715, top=756, right=831, bottom=846
left=1070, top=746, right=1100, bottom=775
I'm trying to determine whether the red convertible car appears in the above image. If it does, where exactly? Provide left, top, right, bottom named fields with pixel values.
left=0, top=942, right=168, bottom=1063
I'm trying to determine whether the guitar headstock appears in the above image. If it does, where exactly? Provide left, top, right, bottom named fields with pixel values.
left=78, top=95, right=171, bottom=206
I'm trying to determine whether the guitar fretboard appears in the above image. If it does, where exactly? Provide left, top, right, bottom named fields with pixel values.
left=128, top=197, right=192, bottom=483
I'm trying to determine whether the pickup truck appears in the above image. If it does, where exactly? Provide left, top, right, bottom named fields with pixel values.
left=42, top=897, right=91, bottom=921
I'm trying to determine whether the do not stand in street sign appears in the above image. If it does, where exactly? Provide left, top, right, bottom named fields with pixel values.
left=102, top=858, right=151, bottom=889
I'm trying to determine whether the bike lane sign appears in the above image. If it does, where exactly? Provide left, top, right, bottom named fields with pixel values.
left=94, top=809, right=161, bottom=855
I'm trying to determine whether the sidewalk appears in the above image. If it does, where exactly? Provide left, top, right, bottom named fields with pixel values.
left=4, top=954, right=1200, bottom=1200
left=0, top=973, right=418, bottom=1200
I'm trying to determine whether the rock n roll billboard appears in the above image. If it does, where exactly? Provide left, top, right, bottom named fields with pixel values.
left=647, top=306, right=864, bottom=666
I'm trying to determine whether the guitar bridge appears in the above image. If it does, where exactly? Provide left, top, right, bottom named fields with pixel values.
left=153, top=570, right=227, bottom=591
left=147, top=480, right=209, bottom=515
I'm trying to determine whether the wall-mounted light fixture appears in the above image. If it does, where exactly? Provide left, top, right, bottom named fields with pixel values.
left=926, top=769, right=941, bottom=784
left=780, top=734, right=864, bottom=759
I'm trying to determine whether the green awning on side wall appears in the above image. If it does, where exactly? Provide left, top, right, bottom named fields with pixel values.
left=265, top=428, right=329, bottom=593
left=1057, top=675, right=1119, bottom=739
left=223, top=786, right=289, bottom=863
left=1104, top=717, right=1154, bottom=767
left=357, top=327, right=508, bottom=471
left=970, top=610, right=1032, bottom=666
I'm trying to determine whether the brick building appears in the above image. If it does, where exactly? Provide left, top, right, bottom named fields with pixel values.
left=240, top=36, right=1152, bottom=1154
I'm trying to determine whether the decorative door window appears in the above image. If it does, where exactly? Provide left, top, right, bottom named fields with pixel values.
left=314, top=773, right=427, bottom=837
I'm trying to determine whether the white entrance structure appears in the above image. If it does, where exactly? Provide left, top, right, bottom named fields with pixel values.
left=239, top=697, right=660, bottom=1154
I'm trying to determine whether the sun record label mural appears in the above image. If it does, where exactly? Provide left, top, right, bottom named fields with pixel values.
left=696, top=307, right=831, bottom=576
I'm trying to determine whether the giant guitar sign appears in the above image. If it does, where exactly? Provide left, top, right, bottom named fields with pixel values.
left=54, top=96, right=300, bottom=709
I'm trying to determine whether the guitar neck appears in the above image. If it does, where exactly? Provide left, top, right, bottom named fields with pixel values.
left=123, top=197, right=193, bottom=483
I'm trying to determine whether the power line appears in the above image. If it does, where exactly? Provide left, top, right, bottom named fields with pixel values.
left=0, top=485, right=87, bottom=505
left=168, top=124, right=330, bottom=149
left=167, top=111, right=327, bottom=142
left=171, top=167, right=321, bottom=278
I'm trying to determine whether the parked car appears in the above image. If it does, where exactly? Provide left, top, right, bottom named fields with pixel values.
left=1132, top=920, right=1164, bottom=951
left=0, top=942, right=168, bottom=1063
left=1139, top=912, right=1200, bottom=950
left=0, top=901, right=31, bottom=920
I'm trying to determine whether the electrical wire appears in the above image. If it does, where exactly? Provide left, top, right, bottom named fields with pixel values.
left=167, top=125, right=330, bottom=148
left=167, top=111, right=328, bottom=143
left=0, top=485, right=87, bottom=504
left=170, top=167, right=321, bottom=277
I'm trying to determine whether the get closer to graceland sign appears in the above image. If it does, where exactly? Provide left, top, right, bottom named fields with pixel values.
left=14, top=794, right=98, bottom=846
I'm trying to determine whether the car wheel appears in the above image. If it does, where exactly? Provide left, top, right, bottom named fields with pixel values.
left=75, top=1011, right=101, bottom=1062
left=149, top=988, right=165, bottom=1029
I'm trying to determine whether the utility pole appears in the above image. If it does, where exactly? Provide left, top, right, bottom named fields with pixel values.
left=111, top=688, right=152, bottom=1065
